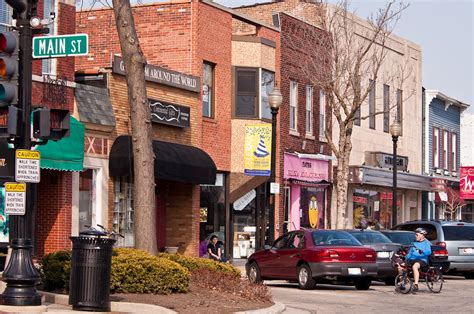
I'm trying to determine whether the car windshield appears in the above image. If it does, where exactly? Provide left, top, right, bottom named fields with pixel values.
left=442, top=226, right=474, bottom=241
left=350, top=232, right=393, bottom=244
left=383, top=232, right=415, bottom=245
left=311, top=231, right=362, bottom=246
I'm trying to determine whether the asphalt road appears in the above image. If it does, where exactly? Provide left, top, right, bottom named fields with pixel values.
left=267, top=275, right=474, bottom=313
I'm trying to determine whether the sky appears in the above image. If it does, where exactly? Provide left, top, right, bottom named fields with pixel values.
left=215, top=0, right=474, bottom=111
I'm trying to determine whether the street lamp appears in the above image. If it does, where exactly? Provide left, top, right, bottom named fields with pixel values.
left=266, top=86, right=282, bottom=247
left=390, top=121, right=401, bottom=228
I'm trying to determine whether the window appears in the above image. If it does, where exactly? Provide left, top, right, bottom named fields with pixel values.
left=451, top=133, right=457, bottom=171
left=202, top=62, right=215, bottom=118
left=443, top=130, right=449, bottom=169
left=113, top=177, right=134, bottom=247
left=433, top=128, right=439, bottom=168
left=383, top=84, right=390, bottom=132
left=290, top=81, right=298, bottom=131
left=79, top=169, right=95, bottom=233
left=369, top=80, right=376, bottom=129
left=396, top=89, right=403, bottom=134
left=0, top=1, right=12, bottom=31
left=42, top=0, right=56, bottom=75
left=305, top=86, right=313, bottom=135
left=261, top=70, right=275, bottom=120
left=235, top=68, right=258, bottom=118
left=354, top=106, right=361, bottom=126
left=319, top=90, right=326, bottom=138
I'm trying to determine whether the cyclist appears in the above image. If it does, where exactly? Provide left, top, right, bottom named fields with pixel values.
left=401, top=227, right=432, bottom=292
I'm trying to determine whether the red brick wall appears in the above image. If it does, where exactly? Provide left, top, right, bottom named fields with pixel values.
left=36, top=170, right=73, bottom=256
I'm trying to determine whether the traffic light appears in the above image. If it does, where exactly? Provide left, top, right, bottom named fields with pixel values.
left=32, top=108, right=70, bottom=141
left=0, top=31, right=19, bottom=107
left=0, top=106, right=21, bottom=137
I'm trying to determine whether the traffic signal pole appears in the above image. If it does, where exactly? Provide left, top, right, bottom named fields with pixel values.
left=1, top=0, right=41, bottom=306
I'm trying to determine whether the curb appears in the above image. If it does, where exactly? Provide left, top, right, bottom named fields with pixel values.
left=235, top=302, right=286, bottom=314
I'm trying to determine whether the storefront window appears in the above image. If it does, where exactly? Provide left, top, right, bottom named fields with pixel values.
left=79, top=169, right=95, bottom=233
left=353, top=188, right=402, bottom=230
left=461, top=204, right=474, bottom=223
left=233, top=193, right=257, bottom=258
left=200, top=181, right=226, bottom=255
left=113, top=176, right=134, bottom=247
left=300, top=187, right=325, bottom=229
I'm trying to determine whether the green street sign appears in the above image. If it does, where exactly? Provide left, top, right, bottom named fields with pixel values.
left=32, top=34, right=88, bottom=59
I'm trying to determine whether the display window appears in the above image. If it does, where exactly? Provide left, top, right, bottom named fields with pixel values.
left=300, top=187, right=326, bottom=229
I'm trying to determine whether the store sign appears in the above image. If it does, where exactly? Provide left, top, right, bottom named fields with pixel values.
left=234, top=189, right=256, bottom=211
left=15, top=150, right=40, bottom=183
left=149, top=99, right=190, bottom=128
left=284, top=153, right=328, bottom=181
left=353, top=196, right=368, bottom=204
left=460, top=167, right=474, bottom=200
left=113, top=56, right=200, bottom=92
left=4, top=182, right=26, bottom=215
left=244, top=124, right=272, bottom=176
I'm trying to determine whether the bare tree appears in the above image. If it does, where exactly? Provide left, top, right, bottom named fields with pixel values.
left=296, top=0, right=410, bottom=228
left=111, top=0, right=157, bottom=254
left=440, top=189, right=466, bottom=220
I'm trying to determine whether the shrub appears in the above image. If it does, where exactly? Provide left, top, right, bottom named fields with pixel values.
left=158, top=253, right=241, bottom=278
left=111, top=248, right=189, bottom=294
left=190, top=269, right=271, bottom=302
left=40, top=250, right=71, bottom=292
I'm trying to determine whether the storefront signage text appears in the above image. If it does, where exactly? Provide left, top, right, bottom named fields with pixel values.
left=149, top=99, right=190, bottom=128
left=113, top=56, right=200, bottom=93
left=284, top=153, right=328, bottom=181
left=460, top=166, right=474, bottom=200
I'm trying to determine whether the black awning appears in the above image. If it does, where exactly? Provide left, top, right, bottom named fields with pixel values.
left=109, top=135, right=217, bottom=185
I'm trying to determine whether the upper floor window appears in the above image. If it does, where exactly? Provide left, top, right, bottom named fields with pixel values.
left=433, top=127, right=439, bottom=168
left=396, top=89, right=403, bottom=135
left=305, top=86, right=313, bottom=135
left=290, top=80, right=298, bottom=131
left=443, top=130, right=449, bottom=170
left=261, top=70, right=275, bottom=120
left=451, top=133, right=457, bottom=172
left=383, top=84, right=390, bottom=133
left=0, top=2, right=12, bottom=30
left=42, top=0, right=56, bottom=75
left=235, top=67, right=258, bottom=118
left=369, top=80, right=376, bottom=129
left=202, top=62, right=215, bottom=118
left=319, top=90, right=326, bottom=138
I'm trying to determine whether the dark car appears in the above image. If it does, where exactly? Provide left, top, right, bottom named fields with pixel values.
left=393, top=220, right=474, bottom=278
left=343, top=230, right=401, bottom=284
left=381, top=230, right=450, bottom=272
left=245, top=229, right=377, bottom=290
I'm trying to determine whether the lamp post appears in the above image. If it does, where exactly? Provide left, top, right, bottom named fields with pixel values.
left=266, top=86, right=282, bottom=247
left=390, top=121, right=401, bottom=228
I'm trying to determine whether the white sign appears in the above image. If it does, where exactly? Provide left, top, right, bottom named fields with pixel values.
left=15, top=150, right=41, bottom=183
left=234, top=189, right=256, bottom=211
left=270, top=182, right=280, bottom=194
left=374, top=201, right=380, bottom=212
left=5, top=182, right=26, bottom=215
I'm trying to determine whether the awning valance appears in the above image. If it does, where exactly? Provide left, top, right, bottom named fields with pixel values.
left=109, top=135, right=216, bottom=185
left=37, top=117, right=85, bottom=172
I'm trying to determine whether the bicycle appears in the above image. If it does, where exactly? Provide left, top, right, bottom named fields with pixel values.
left=393, top=249, right=444, bottom=294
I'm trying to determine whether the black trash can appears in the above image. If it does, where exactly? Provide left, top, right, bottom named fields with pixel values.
left=69, top=230, right=116, bottom=311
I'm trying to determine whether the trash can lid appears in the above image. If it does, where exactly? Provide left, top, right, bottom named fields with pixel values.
left=80, top=229, right=108, bottom=237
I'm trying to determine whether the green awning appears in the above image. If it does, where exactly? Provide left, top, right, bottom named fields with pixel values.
left=37, top=116, right=85, bottom=171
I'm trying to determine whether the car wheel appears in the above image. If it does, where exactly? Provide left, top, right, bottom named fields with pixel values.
left=384, top=277, right=395, bottom=286
left=464, top=272, right=474, bottom=279
left=354, top=278, right=371, bottom=290
left=297, top=264, right=316, bottom=290
left=248, top=262, right=262, bottom=283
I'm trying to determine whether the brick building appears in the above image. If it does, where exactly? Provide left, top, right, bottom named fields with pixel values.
left=75, top=0, right=280, bottom=257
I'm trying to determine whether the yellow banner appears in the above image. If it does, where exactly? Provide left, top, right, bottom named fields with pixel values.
left=16, top=150, right=40, bottom=160
left=244, top=124, right=272, bottom=176
left=5, top=182, right=26, bottom=192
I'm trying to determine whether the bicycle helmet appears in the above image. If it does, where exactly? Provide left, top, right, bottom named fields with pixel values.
left=414, top=227, right=427, bottom=235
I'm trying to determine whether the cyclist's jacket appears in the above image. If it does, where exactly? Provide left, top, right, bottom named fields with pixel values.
left=406, top=239, right=432, bottom=264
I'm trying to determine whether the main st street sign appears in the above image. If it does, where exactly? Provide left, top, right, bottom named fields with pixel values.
left=32, top=34, right=88, bottom=58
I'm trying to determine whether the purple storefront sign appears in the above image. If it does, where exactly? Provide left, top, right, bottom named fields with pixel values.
left=284, top=153, right=329, bottom=182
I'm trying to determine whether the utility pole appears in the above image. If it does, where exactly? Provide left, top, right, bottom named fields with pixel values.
left=1, top=0, right=41, bottom=306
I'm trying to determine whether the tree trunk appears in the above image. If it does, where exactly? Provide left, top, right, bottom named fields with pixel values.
left=112, top=0, right=157, bottom=254
left=335, top=126, right=353, bottom=229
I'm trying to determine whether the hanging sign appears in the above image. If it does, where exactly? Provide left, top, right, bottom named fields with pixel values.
left=15, top=150, right=40, bottom=183
left=5, top=182, right=26, bottom=215
left=244, top=124, right=272, bottom=176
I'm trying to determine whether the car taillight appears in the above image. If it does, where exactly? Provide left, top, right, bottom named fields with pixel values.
left=436, top=242, right=446, bottom=248
left=321, top=250, right=339, bottom=259
left=434, top=249, right=449, bottom=257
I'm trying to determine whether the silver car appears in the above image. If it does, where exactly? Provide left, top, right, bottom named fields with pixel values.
left=393, top=220, right=474, bottom=279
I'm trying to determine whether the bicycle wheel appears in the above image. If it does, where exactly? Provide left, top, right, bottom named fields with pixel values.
left=426, top=267, right=443, bottom=293
left=395, top=273, right=412, bottom=294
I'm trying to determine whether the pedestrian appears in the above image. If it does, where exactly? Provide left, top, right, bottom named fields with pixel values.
left=207, top=235, right=227, bottom=263
left=199, top=234, right=208, bottom=258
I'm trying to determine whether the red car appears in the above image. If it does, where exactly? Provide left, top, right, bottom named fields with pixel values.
left=246, top=229, right=377, bottom=290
